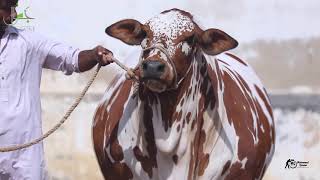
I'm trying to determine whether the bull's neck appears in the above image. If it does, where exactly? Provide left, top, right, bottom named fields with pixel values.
left=138, top=53, right=209, bottom=154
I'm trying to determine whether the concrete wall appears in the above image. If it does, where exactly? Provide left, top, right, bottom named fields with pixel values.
left=42, top=94, right=103, bottom=180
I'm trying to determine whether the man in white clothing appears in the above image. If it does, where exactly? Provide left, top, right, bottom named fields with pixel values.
left=0, top=0, right=114, bottom=179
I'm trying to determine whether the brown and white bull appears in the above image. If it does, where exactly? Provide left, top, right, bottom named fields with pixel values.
left=92, top=9, right=275, bottom=180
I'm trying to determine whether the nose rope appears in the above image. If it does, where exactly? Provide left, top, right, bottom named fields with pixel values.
left=111, top=57, right=138, bottom=81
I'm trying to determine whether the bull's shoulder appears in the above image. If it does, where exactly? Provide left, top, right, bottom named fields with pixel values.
left=92, top=73, right=135, bottom=151
left=91, top=73, right=137, bottom=177
left=99, top=74, right=125, bottom=105
left=92, top=73, right=135, bottom=127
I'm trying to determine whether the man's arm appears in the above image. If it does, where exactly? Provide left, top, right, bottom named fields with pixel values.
left=78, top=45, right=114, bottom=72
left=38, top=34, right=114, bottom=74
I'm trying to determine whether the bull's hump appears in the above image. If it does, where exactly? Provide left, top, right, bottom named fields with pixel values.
left=146, top=10, right=195, bottom=43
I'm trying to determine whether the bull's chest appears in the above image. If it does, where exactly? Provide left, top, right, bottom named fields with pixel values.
left=113, top=96, right=232, bottom=179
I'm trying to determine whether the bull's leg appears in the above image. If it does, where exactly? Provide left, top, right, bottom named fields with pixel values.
left=92, top=78, right=136, bottom=179
left=223, top=157, right=268, bottom=180
left=96, top=124, right=134, bottom=180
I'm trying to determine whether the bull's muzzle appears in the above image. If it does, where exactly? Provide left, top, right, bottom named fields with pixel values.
left=141, top=60, right=166, bottom=79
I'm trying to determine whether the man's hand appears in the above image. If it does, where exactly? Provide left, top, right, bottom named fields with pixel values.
left=78, top=45, right=114, bottom=72
left=93, top=45, right=114, bottom=66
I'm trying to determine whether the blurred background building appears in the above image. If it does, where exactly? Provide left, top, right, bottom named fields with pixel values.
left=15, top=0, right=320, bottom=179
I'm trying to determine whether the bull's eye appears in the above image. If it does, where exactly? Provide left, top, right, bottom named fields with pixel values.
left=185, top=35, right=195, bottom=45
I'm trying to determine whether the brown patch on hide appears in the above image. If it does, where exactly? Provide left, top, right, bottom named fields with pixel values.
left=221, top=160, right=231, bottom=176
left=131, top=100, right=158, bottom=179
left=103, top=161, right=133, bottom=180
left=186, top=112, right=191, bottom=123
left=177, top=110, right=182, bottom=122
left=225, top=52, right=248, bottom=66
left=225, top=162, right=252, bottom=180
left=133, top=146, right=156, bottom=178
left=255, top=85, right=273, bottom=120
left=172, top=154, right=179, bottom=164
left=110, top=124, right=124, bottom=162
left=188, top=142, right=195, bottom=180
left=191, top=119, right=196, bottom=130
left=197, top=130, right=209, bottom=176
left=218, top=59, right=231, bottom=66
left=188, top=92, right=207, bottom=179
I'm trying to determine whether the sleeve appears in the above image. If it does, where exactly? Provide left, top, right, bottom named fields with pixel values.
left=43, top=42, right=81, bottom=75
left=34, top=34, right=81, bottom=75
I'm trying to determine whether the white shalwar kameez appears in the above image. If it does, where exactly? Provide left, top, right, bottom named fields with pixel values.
left=0, top=26, right=80, bottom=180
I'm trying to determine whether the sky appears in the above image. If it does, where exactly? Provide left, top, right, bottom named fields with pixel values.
left=15, top=0, right=320, bottom=55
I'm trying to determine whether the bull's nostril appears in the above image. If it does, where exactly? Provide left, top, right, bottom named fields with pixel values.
left=142, top=61, right=165, bottom=78
left=157, top=64, right=165, bottom=72
left=142, top=62, right=148, bottom=70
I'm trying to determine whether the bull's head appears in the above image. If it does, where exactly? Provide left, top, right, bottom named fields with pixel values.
left=106, top=8, right=238, bottom=93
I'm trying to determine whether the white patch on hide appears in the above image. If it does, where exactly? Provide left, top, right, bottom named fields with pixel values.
left=141, top=38, right=148, bottom=48
left=181, top=42, right=191, bottom=56
left=240, top=157, right=248, bottom=169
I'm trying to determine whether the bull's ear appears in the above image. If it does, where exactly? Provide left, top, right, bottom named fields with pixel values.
left=105, top=19, right=146, bottom=45
left=198, top=28, right=238, bottom=55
